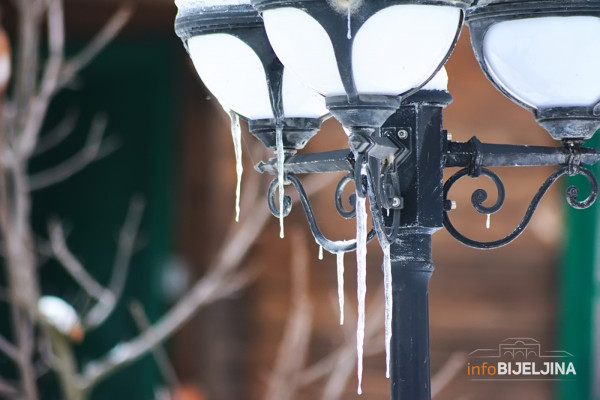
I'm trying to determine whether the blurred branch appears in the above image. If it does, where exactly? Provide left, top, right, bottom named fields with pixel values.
left=29, top=114, right=118, bottom=190
left=264, top=230, right=312, bottom=400
left=59, top=3, right=133, bottom=87
left=129, top=301, right=180, bottom=391
left=431, top=352, right=467, bottom=399
left=19, top=0, right=65, bottom=156
left=293, top=285, right=385, bottom=400
left=48, top=219, right=108, bottom=302
left=85, top=197, right=145, bottom=329
left=0, top=378, right=19, bottom=398
left=0, top=333, right=18, bottom=361
left=0, top=2, right=132, bottom=399
left=32, top=108, right=78, bottom=155
left=79, top=173, right=339, bottom=391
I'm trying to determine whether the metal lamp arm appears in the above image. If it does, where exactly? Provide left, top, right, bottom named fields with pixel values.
left=445, top=136, right=600, bottom=169
left=443, top=137, right=600, bottom=249
left=266, top=174, right=376, bottom=253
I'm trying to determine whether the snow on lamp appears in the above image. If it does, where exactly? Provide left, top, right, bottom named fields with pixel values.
left=467, top=0, right=600, bottom=140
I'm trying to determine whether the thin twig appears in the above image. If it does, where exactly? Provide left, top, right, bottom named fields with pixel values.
left=0, top=333, right=18, bottom=361
left=264, top=230, right=312, bottom=400
left=48, top=219, right=110, bottom=303
left=295, top=285, right=386, bottom=400
left=59, top=3, right=133, bottom=87
left=129, top=301, right=180, bottom=390
left=431, top=352, right=467, bottom=399
left=28, top=114, right=118, bottom=190
left=85, top=197, right=145, bottom=329
left=0, top=378, right=19, bottom=398
left=32, top=108, right=78, bottom=156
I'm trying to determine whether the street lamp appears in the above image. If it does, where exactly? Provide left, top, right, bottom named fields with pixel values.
left=175, top=0, right=327, bottom=229
left=467, top=0, right=600, bottom=141
left=174, top=1, right=600, bottom=400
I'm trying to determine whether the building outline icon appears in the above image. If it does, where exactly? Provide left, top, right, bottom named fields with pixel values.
left=468, top=338, right=574, bottom=360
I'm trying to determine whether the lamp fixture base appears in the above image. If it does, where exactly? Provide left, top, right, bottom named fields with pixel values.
left=249, top=118, right=323, bottom=150
left=535, top=107, right=600, bottom=141
left=326, top=95, right=401, bottom=131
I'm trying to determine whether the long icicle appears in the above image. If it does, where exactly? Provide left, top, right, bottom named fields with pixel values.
left=276, top=124, right=285, bottom=238
left=364, top=165, right=394, bottom=380
left=347, top=7, right=352, bottom=39
left=356, top=191, right=368, bottom=395
left=337, top=251, right=345, bottom=325
left=382, top=241, right=392, bottom=379
left=227, top=110, right=243, bottom=222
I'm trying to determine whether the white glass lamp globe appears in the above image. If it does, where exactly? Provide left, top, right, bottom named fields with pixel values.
left=467, top=1, right=600, bottom=140
left=251, top=0, right=467, bottom=133
left=483, top=17, right=600, bottom=110
left=252, top=1, right=466, bottom=99
left=175, top=0, right=327, bottom=122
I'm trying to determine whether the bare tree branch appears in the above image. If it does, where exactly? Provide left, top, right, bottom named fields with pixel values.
left=28, top=114, right=118, bottom=190
left=0, top=333, right=18, bottom=361
left=85, top=197, right=145, bottom=329
left=32, top=108, right=78, bottom=156
left=431, top=352, right=467, bottom=399
left=129, top=301, right=180, bottom=391
left=264, top=230, right=312, bottom=400
left=0, top=378, right=19, bottom=398
left=19, top=0, right=65, bottom=156
left=0, top=2, right=132, bottom=399
left=78, top=173, right=338, bottom=391
left=48, top=219, right=110, bottom=303
left=59, top=3, right=133, bottom=87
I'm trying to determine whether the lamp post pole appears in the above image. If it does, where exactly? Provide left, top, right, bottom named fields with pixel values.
left=174, top=3, right=600, bottom=399
left=382, top=92, right=448, bottom=400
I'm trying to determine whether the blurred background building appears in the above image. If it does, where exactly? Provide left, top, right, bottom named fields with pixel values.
left=1, top=0, right=598, bottom=399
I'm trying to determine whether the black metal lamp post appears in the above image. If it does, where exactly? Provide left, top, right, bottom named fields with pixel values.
left=174, top=1, right=600, bottom=399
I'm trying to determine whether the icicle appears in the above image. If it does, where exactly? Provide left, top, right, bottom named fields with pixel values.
left=382, top=242, right=393, bottom=379
left=337, top=251, right=345, bottom=326
left=486, top=213, right=491, bottom=229
left=318, top=245, right=324, bottom=260
left=227, top=110, right=243, bottom=222
left=347, top=8, right=352, bottom=39
left=356, top=193, right=368, bottom=395
left=276, top=124, right=285, bottom=238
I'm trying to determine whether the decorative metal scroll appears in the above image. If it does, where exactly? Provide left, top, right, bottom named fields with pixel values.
left=443, top=164, right=599, bottom=249
left=267, top=173, right=376, bottom=253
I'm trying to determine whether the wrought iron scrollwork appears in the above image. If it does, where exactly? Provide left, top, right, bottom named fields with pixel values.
left=443, top=164, right=599, bottom=249
left=267, top=173, right=375, bottom=253
left=335, top=173, right=358, bottom=219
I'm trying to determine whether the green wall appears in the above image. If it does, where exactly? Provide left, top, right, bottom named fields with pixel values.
left=31, top=37, right=178, bottom=399
left=559, top=134, right=600, bottom=400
